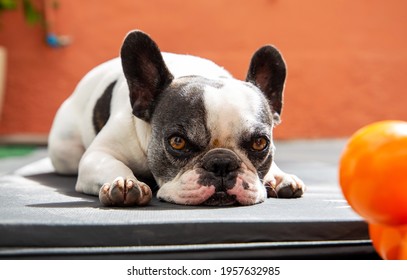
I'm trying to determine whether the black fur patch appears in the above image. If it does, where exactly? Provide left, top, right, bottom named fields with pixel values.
left=93, top=80, right=116, bottom=134
left=147, top=78, right=211, bottom=183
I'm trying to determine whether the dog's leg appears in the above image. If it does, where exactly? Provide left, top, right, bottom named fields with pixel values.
left=263, top=162, right=305, bottom=198
left=48, top=100, right=85, bottom=175
left=76, top=149, right=152, bottom=207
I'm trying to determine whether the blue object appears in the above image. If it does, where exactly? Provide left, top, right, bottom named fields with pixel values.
left=46, top=33, right=60, bottom=47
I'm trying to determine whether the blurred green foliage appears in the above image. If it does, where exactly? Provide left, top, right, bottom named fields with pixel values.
left=0, top=0, right=44, bottom=25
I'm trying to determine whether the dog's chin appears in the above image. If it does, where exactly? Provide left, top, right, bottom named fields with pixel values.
left=202, top=192, right=238, bottom=206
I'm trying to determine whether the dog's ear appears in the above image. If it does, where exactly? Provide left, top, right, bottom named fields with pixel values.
left=121, top=30, right=174, bottom=121
left=246, top=45, right=286, bottom=123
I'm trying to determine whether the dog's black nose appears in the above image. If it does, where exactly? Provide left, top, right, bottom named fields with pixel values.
left=202, top=149, right=240, bottom=177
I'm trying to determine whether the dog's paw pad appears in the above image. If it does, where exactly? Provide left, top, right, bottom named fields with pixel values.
left=98, top=177, right=152, bottom=207
left=277, top=184, right=296, bottom=198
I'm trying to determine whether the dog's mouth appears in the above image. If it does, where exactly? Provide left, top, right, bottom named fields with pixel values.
left=202, top=191, right=237, bottom=206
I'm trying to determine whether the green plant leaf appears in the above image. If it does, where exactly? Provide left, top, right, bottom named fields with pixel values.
left=0, top=0, right=17, bottom=10
left=22, top=0, right=42, bottom=25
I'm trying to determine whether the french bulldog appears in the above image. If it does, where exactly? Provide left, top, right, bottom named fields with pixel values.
left=48, top=30, right=305, bottom=207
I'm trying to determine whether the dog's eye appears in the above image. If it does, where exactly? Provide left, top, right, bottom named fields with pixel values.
left=251, top=137, right=268, bottom=151
left=169, top=136, right=186, bottom=150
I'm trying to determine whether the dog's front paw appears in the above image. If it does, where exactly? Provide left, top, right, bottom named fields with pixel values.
left=99, top=177, right=152, bottom=207
left=264, top=173, right=305, bottom=199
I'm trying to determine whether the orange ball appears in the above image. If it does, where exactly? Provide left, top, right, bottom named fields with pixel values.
left=339, top=121, right=407, bottom=225
left=369, top=223, right=407, bottom=260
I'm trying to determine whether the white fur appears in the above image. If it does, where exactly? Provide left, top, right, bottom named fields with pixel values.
left=156, top=170, right=216, bottom=205
left=203, top=81, right=265, bottom=148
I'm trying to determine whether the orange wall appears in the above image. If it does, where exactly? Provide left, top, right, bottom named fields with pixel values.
left=1, top=0, right=407, bottom=139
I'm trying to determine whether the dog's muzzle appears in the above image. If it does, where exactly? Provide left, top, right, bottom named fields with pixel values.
left=199, top=149, right=242, bottom=206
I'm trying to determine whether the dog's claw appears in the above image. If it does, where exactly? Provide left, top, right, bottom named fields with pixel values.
left=266, top=187, right=278, bottom=198
left=98, top=177, right=152, bottom=207
left=99, top=184, right=114, bottom=206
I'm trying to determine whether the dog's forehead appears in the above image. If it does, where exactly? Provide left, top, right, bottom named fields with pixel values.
left=153, top=76, right=210, bottom=140
left=203, top=79, right=264, bottom=116
left=155, top=76, right=271, bottom=142
left=202, top=79, right=271, bottom=142
left=172, top=75, right=225, bottom=90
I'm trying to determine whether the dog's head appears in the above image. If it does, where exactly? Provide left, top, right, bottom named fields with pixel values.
left=121, top=30, right=286, bottom=206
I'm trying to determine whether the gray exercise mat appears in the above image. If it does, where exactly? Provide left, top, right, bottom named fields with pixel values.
left=0, top=140, right=376, bottom=259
